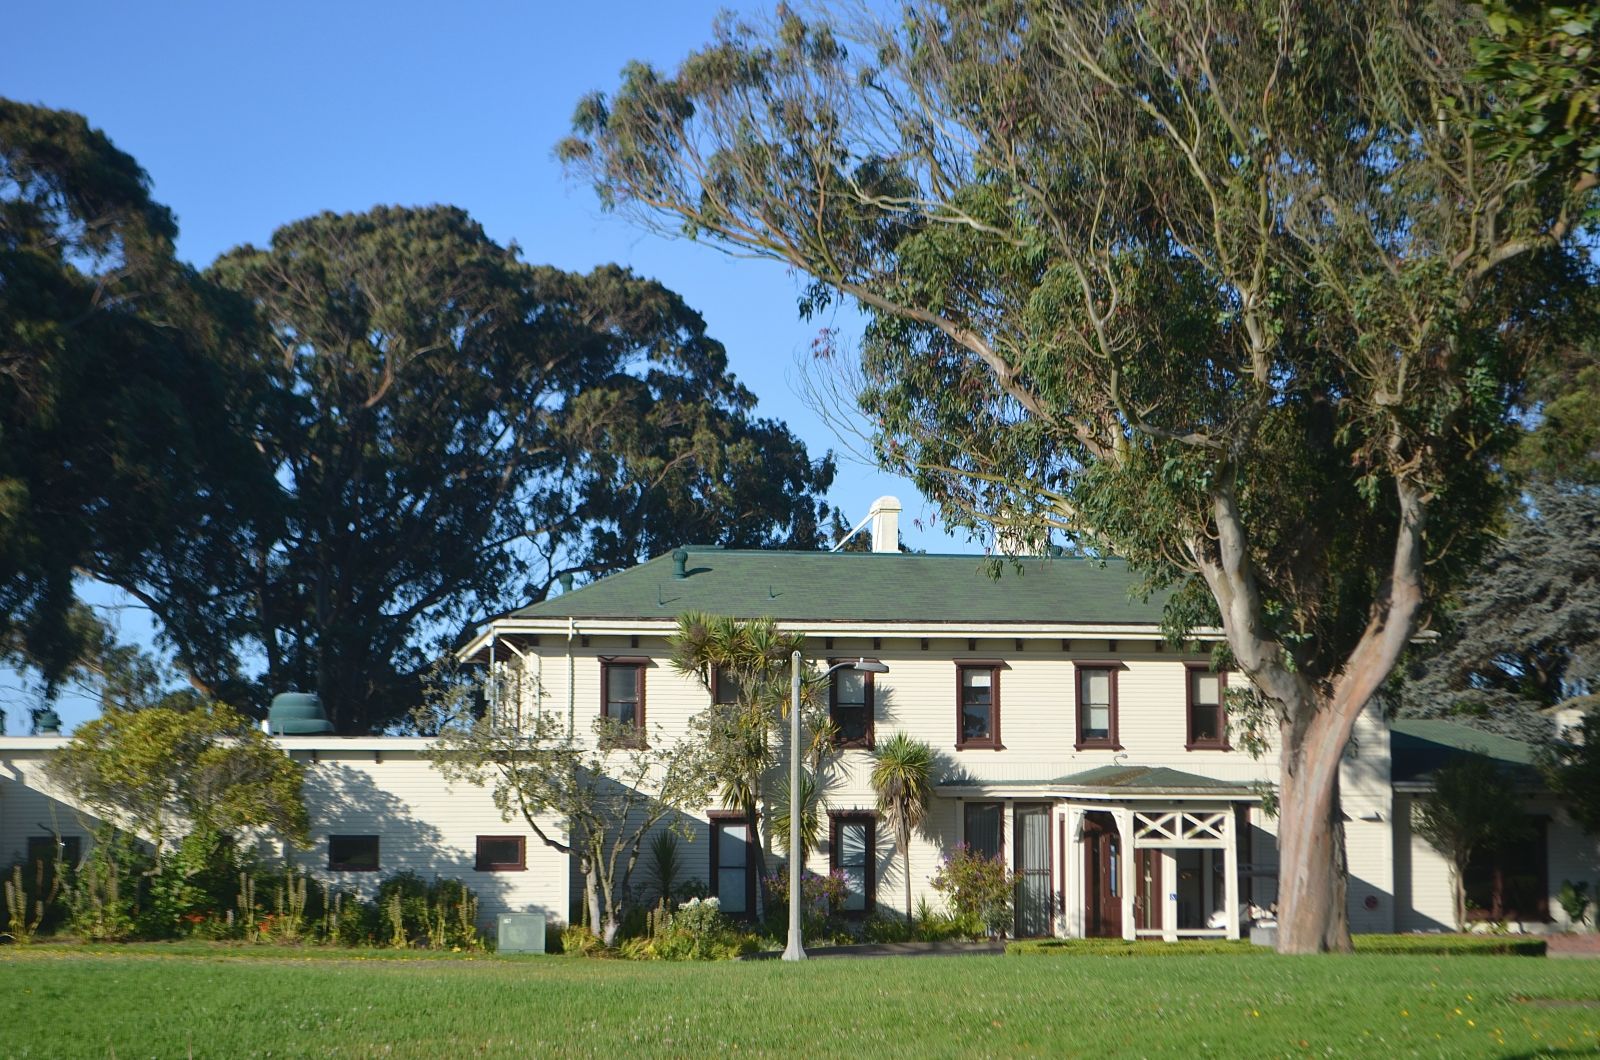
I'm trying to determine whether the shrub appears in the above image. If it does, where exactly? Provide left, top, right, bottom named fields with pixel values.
left=651, top=896, right=753, bottom=960
left=65, top=828, right=145, bottom=941
left=762, top=867, right=848, bottom=938
left=1557, top=880, right=1591, bottom=927
left=930, top=846, right=1014, bottom=939
left=1351, top=934, right=1546, bottom=956
left=559, top=924, right=604, bottom=957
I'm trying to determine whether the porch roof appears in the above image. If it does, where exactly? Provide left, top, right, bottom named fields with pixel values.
left=1052, top=765, right=1255, bottom=796
left=1389, top=718, right=1540, bottom=786
left=935, top=764, right=1256, bottom=799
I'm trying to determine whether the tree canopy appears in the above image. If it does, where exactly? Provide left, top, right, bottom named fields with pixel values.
left=1399, top=486, right=1599, bottom=742
left=0, top=100, right=269, bottom=687
left=561, top=0, right=1598, bottom=951
left=48, top=701, right=309, bottom=858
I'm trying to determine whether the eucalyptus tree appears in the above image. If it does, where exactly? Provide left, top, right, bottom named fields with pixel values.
left=0, top=101, right=270, bottom=688
left=561, top=0, right=1597, bottom=950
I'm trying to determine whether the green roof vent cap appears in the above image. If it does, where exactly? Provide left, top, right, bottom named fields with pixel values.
left=671, top=548, right=689, bottom=579
left=268, top=692, right=335, bottom=736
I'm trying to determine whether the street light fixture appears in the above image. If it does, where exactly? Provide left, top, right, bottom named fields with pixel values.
left=782, top=652, right=890, bottom=962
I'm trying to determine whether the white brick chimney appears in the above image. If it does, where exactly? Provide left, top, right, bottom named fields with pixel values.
left=868, top=495, right=902, bottom=553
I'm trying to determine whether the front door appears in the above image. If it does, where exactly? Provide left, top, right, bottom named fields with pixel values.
left=1081, top=811, right=1122, bottom=938
left=1014, top=804, right=1052, bottom=937
left=1134, top=848, right=1162, bottom=934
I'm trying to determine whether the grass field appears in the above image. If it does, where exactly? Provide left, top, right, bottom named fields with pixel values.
left=2, top=946, right=1598, bottom=1057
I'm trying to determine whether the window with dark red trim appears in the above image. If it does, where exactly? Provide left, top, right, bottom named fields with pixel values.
left=830, top=812, right=876, bottom=914
left=712, top=667, right=742, bottom=706
left=709, top=814, right=757, bottom=918
left=830, top=663, right=876, bottom=748
left=1465, top=816, right=1549, bottom=922
left=328, top=834, right=380, bottom=872
left=600, top=657, right=647, bottom=735
left=475, top=835, right=526, bottom=871
left=1075, top=665, right=1121, bottom=750
left=1185, top=665, right=1230, bottom=750
left=956, top=663, right=1003, bottom=749
left=963, top=802, right=1004, bottom=861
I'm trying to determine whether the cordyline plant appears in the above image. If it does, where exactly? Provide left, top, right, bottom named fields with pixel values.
left=422, top=678, right=715, bottom=946
left=669, top=612, right=841, bottom=890
left=561, top=0, right=1598, bottom=952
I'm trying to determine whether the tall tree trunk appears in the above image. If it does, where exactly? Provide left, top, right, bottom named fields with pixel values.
left=1275, top=709, right=1355, bottom=952
left=1192, top=476, right=1426, bottom=955
left=901, top=825, right=913, bottom=923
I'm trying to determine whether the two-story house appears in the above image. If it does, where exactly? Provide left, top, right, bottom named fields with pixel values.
left=3, top=498, right=1594, bottom=941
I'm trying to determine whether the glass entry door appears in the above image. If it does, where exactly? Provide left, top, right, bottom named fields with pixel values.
left=1013, top=804, right=1052, bottom=937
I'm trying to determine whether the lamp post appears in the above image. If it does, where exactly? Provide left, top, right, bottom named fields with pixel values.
left=782, top=652, right=890, bottom=961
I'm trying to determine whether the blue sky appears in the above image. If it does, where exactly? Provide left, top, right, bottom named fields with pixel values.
left=4, top=0, right=976, bottom=729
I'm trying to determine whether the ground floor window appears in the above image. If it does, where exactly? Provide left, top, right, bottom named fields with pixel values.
left=328, top=834, right=380, bottom=872
left=710, top=816, right=755, bottom=917
left=475, top=835, right=526, bottom=871
left=1465, top=816, right=1549, bottom=921
left=830, top=813, right=875, bottom=914
left=26, top=835, right=81, bottom=869
left=964, top=801, right=1003, bottom=861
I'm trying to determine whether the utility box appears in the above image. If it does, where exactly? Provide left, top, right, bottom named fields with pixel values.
left=497, top=913, right=547, bottom=954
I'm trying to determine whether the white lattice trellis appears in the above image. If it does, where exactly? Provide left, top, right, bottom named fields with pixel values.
left=1132, top=810, right=1229, bottom=848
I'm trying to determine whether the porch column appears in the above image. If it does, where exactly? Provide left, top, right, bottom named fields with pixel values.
left=1115, top=807, right=1135, bottom=941
left=1063, top=806, right=1085, bottom=939
left=1224, top=803, right=1241, bottom=940
left=1162, top=852, right=1178, bottom=941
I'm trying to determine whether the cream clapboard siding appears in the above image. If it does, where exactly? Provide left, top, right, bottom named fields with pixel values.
left=0, top=741, right=570, bottom=932
left=0, top=749, right=100, bottom=866
left=286, top=748, right=568, bottom=927
left=1395, top=792, right=1600, bottom=933
left=505, top=634, right=1371, bottom=927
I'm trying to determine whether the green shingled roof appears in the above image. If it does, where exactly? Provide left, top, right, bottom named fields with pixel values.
left=513, top=547, right=1167, bottom=625
left=1390, top=719, right=1541, bottom=785
left=1053, top=765, right=1254, bottom=794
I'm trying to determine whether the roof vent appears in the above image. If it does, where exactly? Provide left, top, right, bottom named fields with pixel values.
left=557, top=572, right=574, bottom=594
left=671, top=548, right=689, bottom=578
left=869, top=496, right=902, bottom=553
left=268, top=692, right=335, bottom=736
left=32, top=706, right=62, bottom=736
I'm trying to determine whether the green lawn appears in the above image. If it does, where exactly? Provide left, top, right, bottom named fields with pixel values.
left=3, top=946, right=1598, bottom=1057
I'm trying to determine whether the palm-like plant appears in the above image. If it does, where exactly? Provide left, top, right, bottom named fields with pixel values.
left=770, top=768, right=822, bottom=858
left=870, top=733, right=936, bottom=923
left=670, top=611, right=805, bottom=899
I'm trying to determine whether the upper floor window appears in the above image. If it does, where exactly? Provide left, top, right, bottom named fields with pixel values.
left=601, top=658, right=647, bottom=732
left=1186, top=666, right=1229, bottom=750
left=1075, top=665, right=1121, bottom=750
left=831, top=664, right=875, bottom=748
left=712, top=667, right=742, bottom=706
left=956, top=663, right=1003, bottom=749
left=830, top=813, right=876, bottom=914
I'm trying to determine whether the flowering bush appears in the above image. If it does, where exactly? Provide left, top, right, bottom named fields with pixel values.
left=762, top=867, right=850, bottom=940
left=652, top=896, right=750, bottom=960
left=931, top=846, right=1015, bottom=939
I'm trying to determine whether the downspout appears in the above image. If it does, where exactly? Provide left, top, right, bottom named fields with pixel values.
left=488, top=629, right=497, bottom=727
left=567, top=618, right=577, bottom=739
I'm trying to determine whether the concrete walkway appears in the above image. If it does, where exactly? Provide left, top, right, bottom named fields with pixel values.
left=1546, top=934, right=1600, bottom=959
